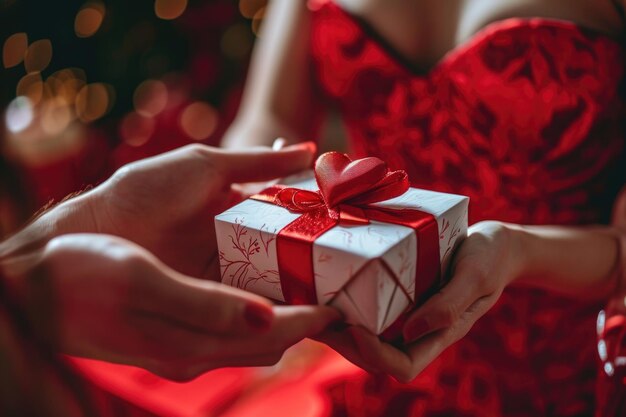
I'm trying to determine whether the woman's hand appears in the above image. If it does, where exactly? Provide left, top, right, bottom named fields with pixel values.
left=5, top=233, right=339, bottom=381
left=317, top=221, right=523, bottom=382
left=85, top=143, right=315, bottom=279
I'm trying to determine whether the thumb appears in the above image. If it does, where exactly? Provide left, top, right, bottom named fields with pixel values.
left=215, top=142, right=317, bottom=183
left=148, top=269, right=277, bottom=336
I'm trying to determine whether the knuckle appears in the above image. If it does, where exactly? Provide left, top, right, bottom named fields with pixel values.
left=109, top=165, right=134, bottom=187
left=473, top=271, right=491, bottom=293
left=183, top=143, right=212, bottom=162
left=438, top=303, right=460, bottom=327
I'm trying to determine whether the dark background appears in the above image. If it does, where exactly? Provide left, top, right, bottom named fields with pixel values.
left=0, top=0, right=265, bottom=213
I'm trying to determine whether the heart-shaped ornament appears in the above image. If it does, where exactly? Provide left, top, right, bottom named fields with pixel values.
left=315, top=152, right=388, bottom=207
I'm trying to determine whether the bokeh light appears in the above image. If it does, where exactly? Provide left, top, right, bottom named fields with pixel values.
left=179, top=101, right=218, bottom=140
left=120, top=112, right=155, bottom=147
left=75, top=83, right=113, bottom=122
left=238, top=0, right=266, bottom=18
left=221, top=24, right=252, bottom=59
left=3, top=32, right=28, bottom=69
left=133, top=79, right=168, bottom=117
left=24, top=39, right=53, bottom=73
left=46, top=68, right=87, bottom=105
left=154, top=0, right=188, bottom=20
left=16, top=72, right=44, bottom=105
left=5, top=96, right=34, bottom=133
left=75, top=2, right=106, bottom=38
left=41, top=98, right=73, bottom=135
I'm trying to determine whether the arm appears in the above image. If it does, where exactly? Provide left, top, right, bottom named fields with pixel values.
left=319, top=187, right=626, bottom=382
left=0, top=144, right=339, bottom=381
left=222, top=0, right=326, bottom=148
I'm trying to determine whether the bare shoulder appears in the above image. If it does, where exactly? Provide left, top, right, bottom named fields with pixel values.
left=458, top=0, right=625, bottom=39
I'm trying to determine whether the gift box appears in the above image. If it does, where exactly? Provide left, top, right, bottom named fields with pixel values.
left=215, top=152, right=469, bottom=336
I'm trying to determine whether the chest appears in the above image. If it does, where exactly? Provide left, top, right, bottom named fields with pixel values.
left=335, top=0, right=623, bottom=72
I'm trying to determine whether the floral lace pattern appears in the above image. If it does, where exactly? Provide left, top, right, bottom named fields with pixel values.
left=309, top=1, right=626, bottom=416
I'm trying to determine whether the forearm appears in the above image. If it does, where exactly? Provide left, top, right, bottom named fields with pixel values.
left=0, top=193, right=96, bottom=261
left=222, top=0, right=325, bottom=148
left=510, top=223, right=623, bottom=299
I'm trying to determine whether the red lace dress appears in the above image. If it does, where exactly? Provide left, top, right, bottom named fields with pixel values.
left=308, top=1, right=626, bottom=416
left=70, top=2, right=625, bottom=416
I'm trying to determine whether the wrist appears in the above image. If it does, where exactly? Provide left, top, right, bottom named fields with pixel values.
left=0, top=192, right=98, bottom=261
left=502, top=223, right=531, bottom=285
left=497, top=222, right=529, bottom=285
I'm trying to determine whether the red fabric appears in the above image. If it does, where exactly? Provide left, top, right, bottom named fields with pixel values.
left=73, top=2, right=626, bottom=416
left=307, top=1, right=626, bottom=416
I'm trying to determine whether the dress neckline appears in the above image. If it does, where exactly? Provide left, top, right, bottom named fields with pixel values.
left=324, top=1, right=624, bottom=78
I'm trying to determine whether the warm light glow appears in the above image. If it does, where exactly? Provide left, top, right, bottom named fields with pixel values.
left=24, top=39, right=53, bottom=73
left=47, top=68, right=87, bottom=104
left=120, top=112, right=155, bottom=147
left=179, top=101, right=218, bottom=141
left=75, top=3, right=105, bottom=38
left=221, top=24, right=252, bottom=59
left=154, top=0, right=188, bottom=20
left=16, top=72, right=44, bottom=105
left=5, top=96, right=34, bottom=133
left=75, top=83, right=113, bottom=122
left=3, top=32, right=28, bottom=69
left=41, top=98, right=73, bottom=135
left=239, top=0, right=266, bottom=18
left=133, top=79, right=168, bottom=117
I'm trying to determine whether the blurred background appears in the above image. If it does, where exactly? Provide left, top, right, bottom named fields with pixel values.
left=1, top=0, right=271, bottom=233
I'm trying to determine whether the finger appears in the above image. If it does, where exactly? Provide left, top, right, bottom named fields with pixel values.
left=403, top=264, right=487, bottom=343
left=215, top=142, right=317, bottom=183
left=137, top=265, right=277, bottom=336
left=313, top=329, right=381, bottom=373
left=207, top=305, right=342, bottom=358
left=404, top=293, right=497, bottom=379
left=348, top=326, right=414, bottom=382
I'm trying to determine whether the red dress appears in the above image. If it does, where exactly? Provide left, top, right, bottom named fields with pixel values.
left=308, top=1, right=626, bottom=416
left=71, top=1, right=626, bottom=416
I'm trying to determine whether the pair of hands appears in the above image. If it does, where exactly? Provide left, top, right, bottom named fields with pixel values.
left=2, top=143, right=339, bottom=381
left=2, top=141, right=529, bottom=383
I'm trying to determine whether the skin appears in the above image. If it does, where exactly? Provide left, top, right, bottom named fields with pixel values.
left=222, top=0, right=626, bottom=382
left=0, top=143, right=340, bottom=382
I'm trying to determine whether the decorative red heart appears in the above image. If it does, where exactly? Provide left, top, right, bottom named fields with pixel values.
left=314, top=152, right=388, bottom=207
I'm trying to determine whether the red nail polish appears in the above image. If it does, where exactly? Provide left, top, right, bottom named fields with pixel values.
left=403, top=318, right=430, bottom=344
left=244, top=303, right=273, bottom=331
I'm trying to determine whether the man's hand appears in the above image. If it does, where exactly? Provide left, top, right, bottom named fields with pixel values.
left=4, top=233, right=339, bottom=381
left=87, top=143, right=316, bottom=279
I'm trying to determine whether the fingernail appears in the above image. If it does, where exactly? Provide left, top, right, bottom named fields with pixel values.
left=244, top=303, right=273, bottom=331
left=287, top=141, right=317, bottom=154
left=403, top=318, right=430, bottom=344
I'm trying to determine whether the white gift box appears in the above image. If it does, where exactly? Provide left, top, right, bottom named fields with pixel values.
left=215, top=172, right=469, bottom=335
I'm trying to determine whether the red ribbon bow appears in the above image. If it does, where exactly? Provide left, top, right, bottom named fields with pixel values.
left=252, top=152, right=440, bottom=329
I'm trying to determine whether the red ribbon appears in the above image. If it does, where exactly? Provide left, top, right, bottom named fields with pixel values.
left=251, top=152, right=441, bottom=314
